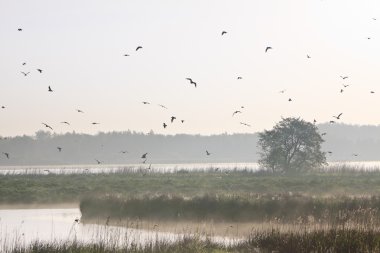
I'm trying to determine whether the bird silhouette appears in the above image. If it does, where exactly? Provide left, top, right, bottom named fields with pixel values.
left=265, top=46, right=272, bottom=53
left=237, top=76, right=243, bottom=80
left=352, top=153, right=359, bottom=157
left=124, top=54, right=130, bottom=56
left=21, top=72, right=30, bottom=76
left=163, top=123, right=167, bottom=128
left=142, top=101, right=150, bottom=105
left=61, top=121, right=70, bottom=125
left=171, top=116, right=176, bottom=123
left=370, top=91, right=375, bottom=94
left=136, top=46, right=143, bottom=51
left=321, top=132, right=327, bottom=136
left=221, top=31, right=227, bottom=36
left=91, top=122, right=100, bottom=125
left=74, top=218, right=80, bottom=223
left=120, top=150, right=128, bottom=154
left=340, top=89, right=344, bottom=93
left=48, top=86, right=53, bottom=92
left=288, top=98, right=292, bottom=102
left=95, top=159, right=101, bottom=164
left=373, top=18, right=377, bottom=21
left=1, top=106, right=5, bottom=109
left=327, top=151, right=333, bottom=155
left=18, top=28, right=22, bottom=31
left=2, top=152, right=9, bottom=159
left=313, top=119, right=317, bottom=124
left=57, top=147, right=62, bottom=152
left=279, top=90, right=286, bottom=93
left=158, top=104, right=168, bottom=109
left=232, top=111, right=242, bottom=116
left=76, top=109, right=84, bottom=113
left=329, top=120, right=335, bottom=124
left=181, top=120, right=185, bottom=123
left=206, top=150, right=211, bottom=156
left=340, top=76, right=348, bottom=80
left=42, top=123, right=53, bottom=130
left=186, top=78, right=197, bottom=87
left=307, top=55, right=311, bottom=58
left=37, top=69, right=43, bottom=73
left=240, top=122, right=251, bottom=127
left=333, top=113, right=343, bottom=120
left=342, top=84, right=349, bottom=88
left=141, top=153, right=148, bottom=159
left=22, top=62, right=26, bottom=65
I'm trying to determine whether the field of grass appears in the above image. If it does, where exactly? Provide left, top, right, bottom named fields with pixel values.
left=2, top=168, right=380, bottom=204
left=7, top=228, right=380, bottom=253
left=79, top=194, right=380, bottom=225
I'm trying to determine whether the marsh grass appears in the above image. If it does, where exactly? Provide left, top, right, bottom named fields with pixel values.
left=7, top=227, right=380, bottom=253
left=4, top=166, right=380, bottom=204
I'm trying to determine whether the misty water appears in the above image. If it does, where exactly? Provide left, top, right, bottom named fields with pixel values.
left=0, top=208, right=241, bottom=251
left=1, top=161, right=380, bottom=175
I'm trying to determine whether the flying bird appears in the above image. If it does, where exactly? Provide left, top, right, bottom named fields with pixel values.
left=329, top=120, right=335, bottom=124
left=186, top=78, right=197, bottom=87
left=91, top=122, right=100, bottom=125
left=141, top=153, right=148, bottom=159
left=206, top=150, right=211, bottom=156
left=352, top=153, right=359, bottom=157
left=42, top=123, right=53, bottom=130
left=240, top=122, right=251, bottom=127
left=57, top=147, right=62, bottom=152
left=37, top=69, right=43, bottom=73
left=18, top=28, right=22, bottom=31
left=61, top=121, right=70, bottom=125
left=158, top=104, right=168, bottom=109
left=321, top=132, right=327, bottom=136
left=74, top=218, right=80, bottom=223
left=136, top=46, right=143, bottom=51
left=342, top=84, right=349, bottom=88
left=21, top=72, right=30, bottom=76
left=288, top=98, right=292, bottom=102
left=237, top=76, right=243, bottom=80
left=124, top=54, right=130, bottom=56
left=76, top=109, right=84, bottom=113
left=1, top=106, right=5, bottom=109
left=142, top=101, right=150, bottom=105
left=232, top=111, right=242, bottom=116
left=370, top=91, right=375, bottom=94
left=307, top=55, right=311, bottom=58
left=163, top=123, right=167, bottom=128
left=95, top=159, right=101, bottom=164
left=265, top=46, right=272, bottom=53
left=221, top=31, right=227, bottom=36
left=2, top=152, right=9, bottom=159
left=333, top=113, right=343, bottom=120
left=22, top=62, right=26, bottom=65
left=181, top=120, right=185, bottom=123
left=340, top=76, right=349, bottom=80
left=313, top=119, right=317, bottom=124
left=171, top=116, right=176, bottom=123
left=120, top=151, right=128, bottom=154
left=327, top=151, right=333, bottom=155
left=279, top=90, right=286, bottom=94
left=48, top=86, right=53, bottom=92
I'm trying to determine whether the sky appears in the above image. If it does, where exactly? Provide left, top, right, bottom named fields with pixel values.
left=0, top=0, right=379, bottom=136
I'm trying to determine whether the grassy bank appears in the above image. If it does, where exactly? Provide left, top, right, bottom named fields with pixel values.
left=3, top=169, right=380, bottom=203
left=8, top=228, right=380, bottom=253
left=80, top=194, right=380, bottom=224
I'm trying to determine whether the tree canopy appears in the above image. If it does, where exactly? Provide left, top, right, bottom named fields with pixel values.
left=258, top=117, right=326, bottom=173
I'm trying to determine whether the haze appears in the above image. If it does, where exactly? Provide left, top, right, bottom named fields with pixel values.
left=1, top=0, right=379, bottom=136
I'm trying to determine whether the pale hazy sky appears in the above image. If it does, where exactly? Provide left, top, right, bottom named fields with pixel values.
left=0, top=0, right=379, bottom=136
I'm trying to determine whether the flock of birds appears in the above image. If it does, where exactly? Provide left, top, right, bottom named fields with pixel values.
left=1, top=17, right=379, bottom=164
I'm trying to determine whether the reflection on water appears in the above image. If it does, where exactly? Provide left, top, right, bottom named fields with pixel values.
left=1, top=161, right=380, bottom=175
left=0, top=208, right=241, bottom=251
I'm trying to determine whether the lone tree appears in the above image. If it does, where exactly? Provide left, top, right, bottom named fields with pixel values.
left=258, top=117, right=326, bottom=173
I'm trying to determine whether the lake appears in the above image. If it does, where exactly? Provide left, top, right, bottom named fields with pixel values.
left=0, top=207, right=241, bottom=252
left=1, top=161, right=380, bottom=175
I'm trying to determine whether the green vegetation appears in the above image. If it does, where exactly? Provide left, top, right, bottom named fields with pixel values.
left=3, top=168, right=380, bottom=203
left=258, top=117, right=326, bottom=173
left=80, top=194, right=380, bottom=224
left=8, top=228, right=380, bottom=253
